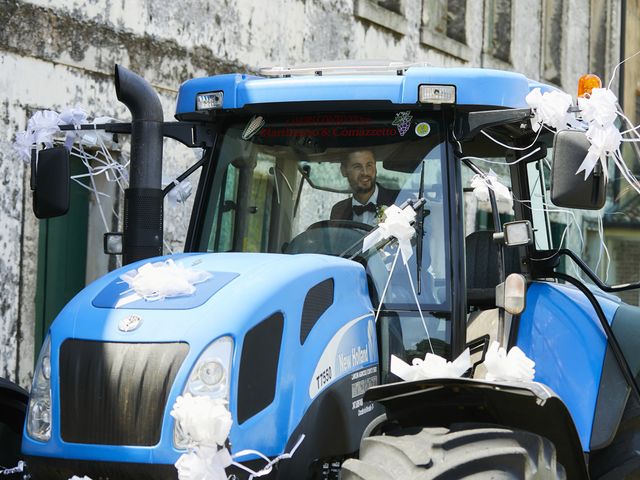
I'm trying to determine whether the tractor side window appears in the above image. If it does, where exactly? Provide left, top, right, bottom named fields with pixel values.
left=461, top=157, right=515, bottom=315
left=209, top=153, right=278, bottom=253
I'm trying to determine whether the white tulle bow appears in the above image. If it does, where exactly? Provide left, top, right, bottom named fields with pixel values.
left=362, top=204, right=416, bottom=265
left=27, top=110, right=61, bottom=147
left=170, top=394, right=232, bottom=447
left=482, top=341, right=535, bottom=382
left=119, top=259, right=212, bottom=302
left=390, top=349, right=471, bottom=381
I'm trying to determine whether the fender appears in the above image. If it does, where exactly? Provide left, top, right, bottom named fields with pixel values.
left=364, top=377, right=588, bottom=479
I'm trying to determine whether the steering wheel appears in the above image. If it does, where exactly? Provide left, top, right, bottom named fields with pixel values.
left=306, top=219, right=374, bottom=233
left=283, top=220, right=373, bottom=255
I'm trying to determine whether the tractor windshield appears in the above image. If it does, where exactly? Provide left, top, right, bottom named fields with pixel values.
left=195, top=112, right=451, bottom=310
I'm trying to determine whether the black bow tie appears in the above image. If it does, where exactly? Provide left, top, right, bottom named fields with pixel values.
left=352, top=203, right=377, bottom=216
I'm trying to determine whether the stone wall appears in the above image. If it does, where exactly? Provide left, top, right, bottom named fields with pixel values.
left=0, top=0, right=621, bottom=388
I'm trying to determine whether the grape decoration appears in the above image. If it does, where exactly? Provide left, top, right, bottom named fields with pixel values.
left=392, top=111, right=413, bottom=136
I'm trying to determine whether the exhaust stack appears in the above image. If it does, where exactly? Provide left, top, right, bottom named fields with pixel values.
left=115, top=64, right=164, bottom=265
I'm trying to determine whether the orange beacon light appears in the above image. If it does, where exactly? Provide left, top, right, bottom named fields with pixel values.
left=578, top=74, right=603, bottom=98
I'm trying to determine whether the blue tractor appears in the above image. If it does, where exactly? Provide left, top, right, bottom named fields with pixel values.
left=21, top=63, right=640, bottom=479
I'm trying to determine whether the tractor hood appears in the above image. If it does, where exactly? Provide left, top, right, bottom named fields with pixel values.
left=48, top=252, right=371, bottom=345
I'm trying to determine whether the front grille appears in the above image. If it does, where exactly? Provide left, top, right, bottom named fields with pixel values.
left=59, top=340, right=188, bottom=446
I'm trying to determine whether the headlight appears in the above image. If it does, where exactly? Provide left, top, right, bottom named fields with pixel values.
left=174, top=336, right=233, bottom=448
left=27, top=335, right=52, bottom=441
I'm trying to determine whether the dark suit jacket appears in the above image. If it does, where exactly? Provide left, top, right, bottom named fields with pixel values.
left=330, top=184, right=397, bottom=221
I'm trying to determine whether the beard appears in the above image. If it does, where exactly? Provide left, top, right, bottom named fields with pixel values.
left=350, top=178, right=375, bottom=195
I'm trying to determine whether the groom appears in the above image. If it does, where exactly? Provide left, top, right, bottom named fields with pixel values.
left=330, top=149, right=396, bottom=226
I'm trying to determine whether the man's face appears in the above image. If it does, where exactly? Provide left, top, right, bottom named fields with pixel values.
left=342, top=150, right=377, bottom=195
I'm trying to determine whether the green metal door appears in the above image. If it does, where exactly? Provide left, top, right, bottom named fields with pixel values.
left=34, top=157, right=89, bottom=353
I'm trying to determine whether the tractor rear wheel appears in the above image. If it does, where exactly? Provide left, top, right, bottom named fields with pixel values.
left=341, top=424, right=566, bottom=479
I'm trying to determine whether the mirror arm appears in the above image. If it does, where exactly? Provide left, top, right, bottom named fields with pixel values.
left=531, top=248, right=640, bottom=293
left=59, top=121, right=216, bottom=148
left=454, top=108, right=532, bottom=142
left=162, top=150, right=210, bottom=198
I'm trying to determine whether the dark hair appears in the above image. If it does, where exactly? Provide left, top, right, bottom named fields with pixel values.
left=341, top=149, right=375, bottom=168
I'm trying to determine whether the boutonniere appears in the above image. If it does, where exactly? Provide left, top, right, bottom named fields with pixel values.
left=375, top=205, right=388, bottom=225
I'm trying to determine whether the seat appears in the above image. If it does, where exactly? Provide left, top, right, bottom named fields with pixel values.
left=465, top=230, right=521, bottom=309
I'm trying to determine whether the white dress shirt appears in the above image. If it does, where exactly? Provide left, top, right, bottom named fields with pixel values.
left=352, top=185, right=379, bottom=226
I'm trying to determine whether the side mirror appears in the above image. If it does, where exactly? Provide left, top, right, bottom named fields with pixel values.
left=551, top=130, right=606, bottom=210
left=31, top=146, right=70, bottom=218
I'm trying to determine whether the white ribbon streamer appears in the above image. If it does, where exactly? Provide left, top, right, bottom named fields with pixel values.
left=170, top=394, right=232, bottom=448
left=362, top=204, right=416, bottom=265
left=167, top=179, right=193, bottom=207
left=231, top=435, right=305, bottom=479
left=13, top=130, right=35, bottom=162
left=119, top=259, right=212, bottom=304
left=390, top=349, right=470, bottom=382
left=80, top=116, right=120, bottom=148
left=1, top=461, right=26, bottom=476
left=470, top=169, right=513, bottom=213
left=482, top=341, right=535, bottom=382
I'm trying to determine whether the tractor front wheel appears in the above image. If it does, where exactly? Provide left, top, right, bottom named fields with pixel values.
left=341, top=424, right=566, bottom=479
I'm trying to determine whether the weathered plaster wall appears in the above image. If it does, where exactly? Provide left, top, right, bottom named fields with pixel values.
left=0, top=0, right=621, bottom=388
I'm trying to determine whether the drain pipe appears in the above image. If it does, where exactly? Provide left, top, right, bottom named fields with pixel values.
left=114, top=64, right=164, bottom=265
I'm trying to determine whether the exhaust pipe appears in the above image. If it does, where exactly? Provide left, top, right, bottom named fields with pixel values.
left=115, top=64, right=164, bottom=265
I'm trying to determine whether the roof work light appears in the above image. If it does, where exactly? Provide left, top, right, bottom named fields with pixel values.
left=418, top=85, right=456, bottom=104
left=196, top=91, right=224, bottom=110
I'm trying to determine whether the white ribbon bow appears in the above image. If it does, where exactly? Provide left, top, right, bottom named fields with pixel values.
left=578, top=88, right=618, bottom=127
left=482, top=341, right=535, bottom=382
left=575, top=88, right=622, bottom=179
left=525, top=88, right=576, bottom=132
left=390, top=348, right=470, bottom=381
left=469, top=169, right=513, bottom=212
left=362, top=204, right=416, bottom=265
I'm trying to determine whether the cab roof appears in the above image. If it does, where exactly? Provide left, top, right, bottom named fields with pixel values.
left=175, top=66, right=556, bottom=116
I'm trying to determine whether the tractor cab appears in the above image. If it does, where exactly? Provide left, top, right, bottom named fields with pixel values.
left=185, top=111, right=453, bottom=379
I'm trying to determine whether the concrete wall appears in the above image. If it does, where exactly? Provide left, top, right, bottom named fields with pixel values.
left=0, top=0, right=623, bottom=388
